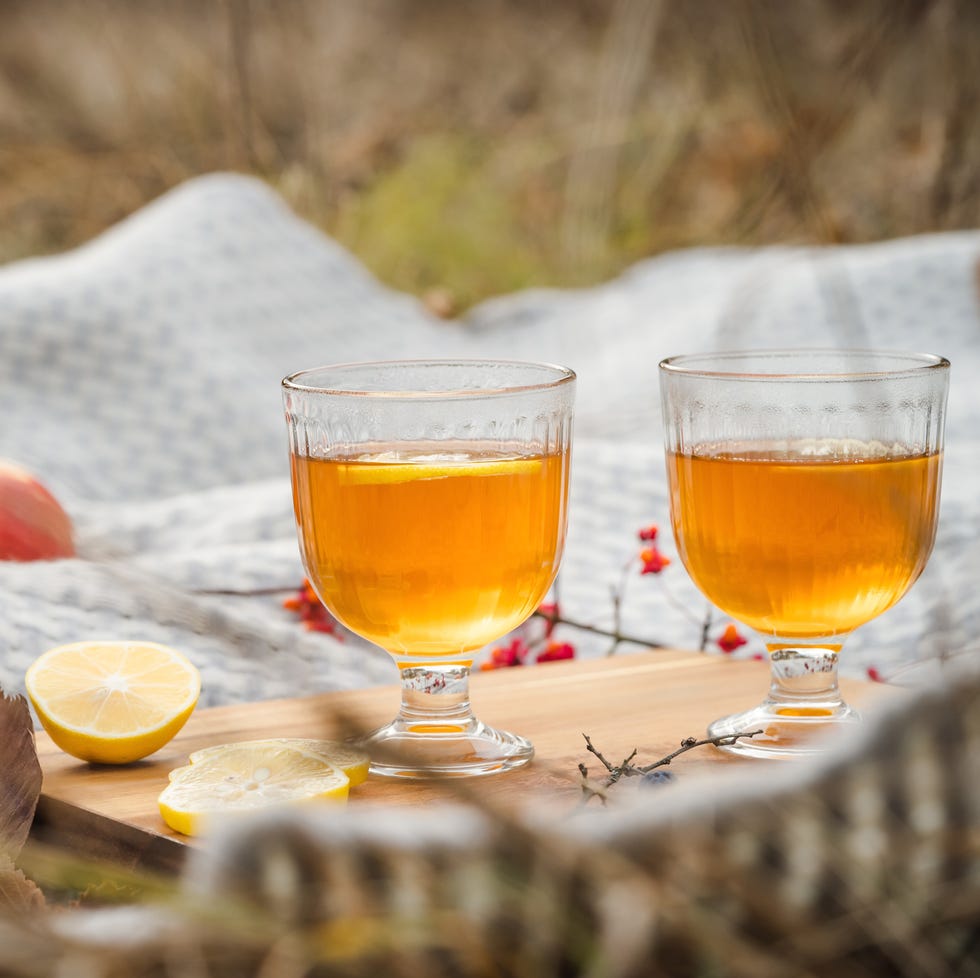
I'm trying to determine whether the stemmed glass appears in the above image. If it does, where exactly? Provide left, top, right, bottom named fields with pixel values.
left=282, top=359, right=575, bottom=778
left=659, top=350, right=949, bottom=758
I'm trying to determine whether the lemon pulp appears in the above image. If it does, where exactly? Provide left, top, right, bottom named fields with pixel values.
left=26, top=640, right=200, bottom=765
left=189, top=737, right=370, bottom=787
left=159, top=743, right=350, bottom=836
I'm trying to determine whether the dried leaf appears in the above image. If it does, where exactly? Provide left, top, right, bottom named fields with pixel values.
left=0, top=689, right=42, bottom=858
left=0, top=855, right=44, bottom=913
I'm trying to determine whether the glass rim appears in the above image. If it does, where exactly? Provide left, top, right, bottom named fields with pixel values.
left=282, top=358, right=577, bottom=398
left=658, top=348, right=950, bottom=382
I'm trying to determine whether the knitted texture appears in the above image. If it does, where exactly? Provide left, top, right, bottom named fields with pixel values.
left=1, top=174, right=978, bottom=704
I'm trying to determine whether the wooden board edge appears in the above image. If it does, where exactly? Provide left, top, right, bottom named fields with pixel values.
left=31, top=795, right=188, bottom=874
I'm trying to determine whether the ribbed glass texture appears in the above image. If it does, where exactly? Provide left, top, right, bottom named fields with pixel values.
left=658, top=349, right=949, bottom=759
left=280, top=359, right=576, bottom=778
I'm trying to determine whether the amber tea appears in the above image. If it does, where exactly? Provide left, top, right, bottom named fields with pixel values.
left=291, top=443, right=570, bottom=659
left=667, top=441, right=942, bottom=639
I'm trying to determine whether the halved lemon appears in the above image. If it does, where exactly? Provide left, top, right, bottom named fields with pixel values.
left=341, top=452, right=542, bottom=485
left=159, top=743, right=350, bottom=836
left=25, top=640, right=201, bottom=765
left=189, top=738, right=370, bottom=787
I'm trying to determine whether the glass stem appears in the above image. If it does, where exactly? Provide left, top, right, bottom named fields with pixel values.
left=765, top=643, right=847, bottom=715
left=397, top=663, right=475, bottom=731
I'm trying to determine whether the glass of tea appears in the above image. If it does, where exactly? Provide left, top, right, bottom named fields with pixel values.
left=659, top=350, right=949, bottom=758
left=282, top=359, right=575, bottom=777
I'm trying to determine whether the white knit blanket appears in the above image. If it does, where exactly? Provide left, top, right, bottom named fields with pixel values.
left=1, top=174, right=978, bottom=706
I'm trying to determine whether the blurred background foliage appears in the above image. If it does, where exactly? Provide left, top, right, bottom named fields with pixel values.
left=0, top=0, right=977, bottom=311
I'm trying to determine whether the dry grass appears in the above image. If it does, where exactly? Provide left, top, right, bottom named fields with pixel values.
left=0, top=0, right=978, bottom=308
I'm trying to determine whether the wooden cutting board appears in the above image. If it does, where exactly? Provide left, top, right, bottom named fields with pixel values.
left=32, top=650, right=890, bottom=873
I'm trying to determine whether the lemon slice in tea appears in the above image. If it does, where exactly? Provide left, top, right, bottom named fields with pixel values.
left=188, top=738, right=370, bottom=787
left=25, top=640, right=200, bottom=765
left=340, top=451, right=542, bottom=485
left=159, top=742, right=350, bottom=836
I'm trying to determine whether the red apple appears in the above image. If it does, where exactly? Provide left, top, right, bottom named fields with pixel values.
left=0, top=460, right=75, bottom=561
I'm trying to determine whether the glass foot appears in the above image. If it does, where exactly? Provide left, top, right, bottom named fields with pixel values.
left=708, top=699, right=861, bottom=759
left=357, top=717, right=534, bottom=779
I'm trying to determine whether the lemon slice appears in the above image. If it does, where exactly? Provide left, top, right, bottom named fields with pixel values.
left=158, top=743, right=350, bottom=836
left=188, top=738, right=370, bottom=787
left=25, top=640, right=200, bottom=765
left=341, top=453, right=542, bottom=485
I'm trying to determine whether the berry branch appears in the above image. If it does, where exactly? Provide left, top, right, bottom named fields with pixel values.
left=535, top=602, right=666, bottom=653
left=509, top=522, right=748, bottom=665
left=232, top=521, right=755, bottom=666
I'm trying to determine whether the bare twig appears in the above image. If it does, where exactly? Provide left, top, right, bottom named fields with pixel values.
left=606, top=554, right=636, bottom=656
left=532, top=609, right=666, bottom=651
left=582, top=733, right=638, bottom=783
left=579, top=728, right=764, bottom=801
left=637, top=730, right=764, bottom=774
left=698, top=604, right=714, bottom=653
